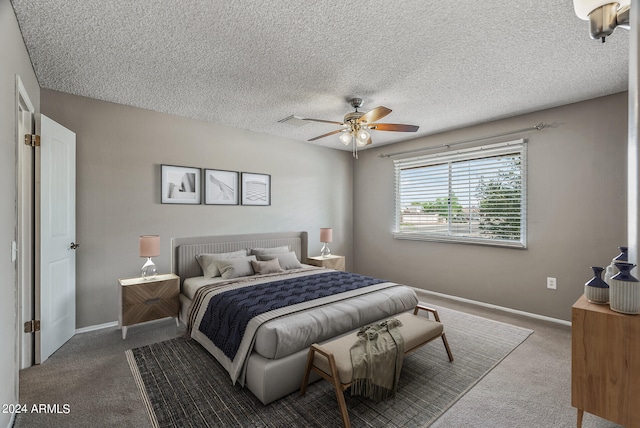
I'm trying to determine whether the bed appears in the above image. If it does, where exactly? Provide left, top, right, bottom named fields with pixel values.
left=171, top=231, right=418, bottom=404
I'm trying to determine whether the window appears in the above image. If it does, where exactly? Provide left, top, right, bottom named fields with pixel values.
left=394, top=139, right=526, bottom=247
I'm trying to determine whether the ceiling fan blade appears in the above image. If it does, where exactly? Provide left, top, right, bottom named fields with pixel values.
left=369, top=123, right=419, bottom=132
left=302, top=117, right=345, bottom=125
left=358, top=106, right=392, bottom=124
left=308, top=129, right=344, bottom=141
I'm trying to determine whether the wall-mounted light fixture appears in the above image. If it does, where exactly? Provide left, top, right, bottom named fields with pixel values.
left=573, top=0, right=630, bottom=42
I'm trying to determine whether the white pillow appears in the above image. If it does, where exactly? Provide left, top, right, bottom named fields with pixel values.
left=196, top=249, right=248, bottom=277
left=249, top=246, right=290, bottom=256
left=257, top=251, right=302, bottom=270
left=251, top=258, right=284, bottom=275
left=215, top=255, right=257, bottom=279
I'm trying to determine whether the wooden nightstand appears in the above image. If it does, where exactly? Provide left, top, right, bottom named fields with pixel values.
left=118, top=273, right=180, bottom=339
left=306, top=255, right=345, bottom=271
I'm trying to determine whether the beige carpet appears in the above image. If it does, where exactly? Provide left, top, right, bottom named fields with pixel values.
left=14, top=292, right=623, bottom=427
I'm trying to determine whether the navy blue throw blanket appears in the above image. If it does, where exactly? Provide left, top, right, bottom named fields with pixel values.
left=198, top=271, right=385, bottom=360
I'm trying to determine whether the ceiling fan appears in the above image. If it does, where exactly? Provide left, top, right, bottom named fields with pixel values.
left=302, top=98, right=419, bottom=158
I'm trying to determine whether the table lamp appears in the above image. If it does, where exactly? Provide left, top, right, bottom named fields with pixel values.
left=320, top=228, right=332, bottom=258
left=139, top=235, right=160, bottom=280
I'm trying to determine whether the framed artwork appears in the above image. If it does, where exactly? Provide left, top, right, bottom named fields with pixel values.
left=204, top=169, right=239, bottom=205
left=241, top=172, right=271, bottom=206
left=161, top=164, right=201, bottom=204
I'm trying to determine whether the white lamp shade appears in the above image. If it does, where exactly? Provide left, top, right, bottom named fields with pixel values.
left=573, top=0, right=629, bottom=20
left=356, top=129, right=370, bottom=147
left=339, top=132, right=353, bottom=145
left=320, top=228, right=333, bottom=243
left=139, top=235, right=160, bottom=257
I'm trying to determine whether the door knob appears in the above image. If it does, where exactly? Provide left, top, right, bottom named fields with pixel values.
left=70, top=242, right=79, bottom=250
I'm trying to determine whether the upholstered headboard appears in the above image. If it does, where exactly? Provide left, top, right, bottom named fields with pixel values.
left=171, top=231, right=308, bottom=283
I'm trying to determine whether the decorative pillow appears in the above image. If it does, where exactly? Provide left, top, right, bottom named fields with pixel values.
left=250, top=258, right=284, bottom=275
left=196, top=249, right=248, bottom=277
left=214, top=255, right=257, bottom=279
left=249, top=246, right=290, bottom=256
left=257, top=251, right=302, bottom=270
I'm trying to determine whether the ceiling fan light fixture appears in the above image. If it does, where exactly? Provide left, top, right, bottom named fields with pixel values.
left=339, top=132, right=353, bottom=146
left=303, top=97, right=419, bottom=153
left=573, top=0, right=630, bottom=41
left=356, top=129, right=370, bottom=147
left=573, top=0, right=624, bottom=20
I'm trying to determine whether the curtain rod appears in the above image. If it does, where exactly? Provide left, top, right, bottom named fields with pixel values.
left=378, top=122, right=551, bottom=158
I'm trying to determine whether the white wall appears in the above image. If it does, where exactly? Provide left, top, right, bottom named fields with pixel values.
left=0, top=2, right=41, bottom=427
left=41, top=89, right=354, bottom=328
left=353, top=93, right=628, bottom=321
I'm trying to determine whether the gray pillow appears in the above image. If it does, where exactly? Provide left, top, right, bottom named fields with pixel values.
left=215, top=255, right=257, bottom=279
left=251, top=258, right=284, bottom=275
left=257, top=251, right=302, bottom=270
left=249, top=246, right=290, bottom=256
left=196, top=249, right=248, bottom=277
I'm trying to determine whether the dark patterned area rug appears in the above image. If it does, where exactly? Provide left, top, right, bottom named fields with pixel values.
left=126, top=306, right=532, bottom=428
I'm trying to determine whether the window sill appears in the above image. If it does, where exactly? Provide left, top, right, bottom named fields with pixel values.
left=393, top=232, right=527, bottom=249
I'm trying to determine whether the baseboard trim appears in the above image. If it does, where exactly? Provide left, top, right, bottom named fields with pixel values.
left=75, top=321, right=118, bottom=334
left=72, top=291, right=571, bottom=334
left=414, top=288, right=571, bottom=326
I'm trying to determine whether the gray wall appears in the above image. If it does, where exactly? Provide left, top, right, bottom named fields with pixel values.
left=353, top=92, right=628, bottom=321
left=43, top=90, right=628, bottom=327
left=41, top=89, right=353, bottom=329
left=0, top=2, right=41, bottom=426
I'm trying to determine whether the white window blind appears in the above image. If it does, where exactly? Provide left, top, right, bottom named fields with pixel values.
left=394, top=139, right=526, bottom=247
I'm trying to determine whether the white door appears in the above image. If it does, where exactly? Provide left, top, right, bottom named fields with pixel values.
left=36, top=115, right=76, bottom=364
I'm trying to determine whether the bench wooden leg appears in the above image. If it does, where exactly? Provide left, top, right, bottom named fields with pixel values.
left=326, top=352, right=351, bottom=428
left=300, top=345, right=316, bottom=396
left=441, top=333, right=454, bottom=362
left=415, top=304, right=454, bottom=362
left=301, top=344, right=351, bottom=428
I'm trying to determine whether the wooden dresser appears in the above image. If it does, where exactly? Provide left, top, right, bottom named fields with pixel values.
left=571, top=295, right=640, bottom=427
left=118, top=273, right=180, bottom=339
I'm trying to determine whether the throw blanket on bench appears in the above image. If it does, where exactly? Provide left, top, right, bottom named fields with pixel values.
left=199, top=271, right=385, bottom=360
left=350, top=318, right=404, bottom=401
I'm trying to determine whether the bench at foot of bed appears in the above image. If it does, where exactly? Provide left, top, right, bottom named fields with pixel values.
left=300, top=304, right=454, bottom=428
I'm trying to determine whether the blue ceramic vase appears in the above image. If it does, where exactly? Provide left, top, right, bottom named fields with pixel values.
left=584, top=266, right=609, bottom=304
left=605, top=246, right=629, bottom=285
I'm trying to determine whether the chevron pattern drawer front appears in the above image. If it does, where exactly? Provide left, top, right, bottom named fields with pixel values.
left=118, top=273, right=180, bottom=339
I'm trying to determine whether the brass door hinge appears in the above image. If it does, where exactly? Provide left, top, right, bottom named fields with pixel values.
left=24, top=134, right=40, bottom=147
left=24, top=320, right=41, bottom=333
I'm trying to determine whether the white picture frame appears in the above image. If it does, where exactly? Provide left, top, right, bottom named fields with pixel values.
left=204, top=169, right=239, bottom=205
left=161, top=164, right=201, bottom=204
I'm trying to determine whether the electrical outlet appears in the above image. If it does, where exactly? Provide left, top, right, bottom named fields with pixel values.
left=547, top=277, right=557, bottom=290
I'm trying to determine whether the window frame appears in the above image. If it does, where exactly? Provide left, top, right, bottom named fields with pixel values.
left=393, top=139, right=527, bottom=248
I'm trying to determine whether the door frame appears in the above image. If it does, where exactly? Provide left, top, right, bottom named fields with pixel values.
left=15, top=76, right=36, bottom=369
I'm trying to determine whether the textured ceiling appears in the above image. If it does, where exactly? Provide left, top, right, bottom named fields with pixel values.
left=10, top=0, right=629, bottom=151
